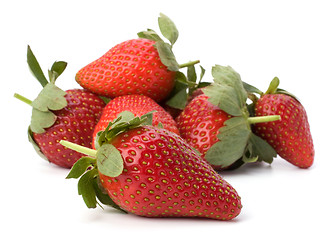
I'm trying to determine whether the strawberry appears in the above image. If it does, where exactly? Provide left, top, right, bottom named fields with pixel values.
left=176, top=65, right=281, bottom=170
left=75, top=13, right=199, bottom=102
left=92, top=94, right=179, bottom=147
left=176, top=94, right=233, bottom=169
left=14, top=46, right=105, bottom=168
left=60, top=112, right=242, bottom=220
left=75, top=38, right=175, bottom=102
left=252, top=77, right=314, bottom=168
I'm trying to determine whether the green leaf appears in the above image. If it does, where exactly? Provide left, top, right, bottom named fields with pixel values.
left=51, top=61, right=67, bottom=77
left=158, top=13, right=179, bottom=46
left=199, top=65, right=206, bottom=82
left=248, top=133, right=276, bottom=164
left=96, top=111, right=155, bottom=148
left=137, top=28, right=163, bottom=42
left=165, top=88, right=188, bottom=109
left=99, top=96, right=112, bottom=104
left=30, top=108, right=57, bottom=133
left=66, top=157, right=96, bottom=179
left=203, top=83, right=243, bottom=116
left=31, top=83, right=67, bottom=111
left=265, top=77, right=280, bottom=94
left=48, top=61, right=67, bottom=84
left=165, top=76, right=189, bottom=109
left=166, top=88, right=188, bottom=109
left=97, top=144, right=124, bottom=178
left=276, top=88, right=300, bottom=102
left=205, top=117, right=251, bottom=167
left=174, top=71, right=188, bottom=85
left=28, top=127, right=48, bottom=161
left=224, top=158, right=245, bottom=170
left=242, top=142, right=259, bottom=163
left=117, top=111, right=136, bottom=123
left=197, top=81, right=211, bottom=89
left=27, top=45, right=49, bottom=87
left=155, top=41, right=179, bottom=71
left=243, top=81, right=263, bottom=95
left=140, top=110, right=156, bottom=126
left=187, top=64, right=197, bottom=83
left=78, top=169, right=99, bottom=208
left=211, top=65, right=247, bottom=108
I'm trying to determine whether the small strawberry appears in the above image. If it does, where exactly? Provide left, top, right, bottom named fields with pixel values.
left=75, top=13, right=199, bottom=102
left=176, top=65, right=281, bottom=170
left=60, top=112, right=242, bottom=220
left=252, top=77, right=314, bottom=168
left=176, top=94, right=233, bottom=169
left=14, top=46, right=105, bottom=168
left=92, top=94, right=179, bottom=147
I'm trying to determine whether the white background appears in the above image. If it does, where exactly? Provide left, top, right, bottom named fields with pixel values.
left=1, top=0, right=334, bottom=239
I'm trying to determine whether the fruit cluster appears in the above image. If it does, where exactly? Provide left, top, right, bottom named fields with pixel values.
left=15, top=13, right=314, bottom=221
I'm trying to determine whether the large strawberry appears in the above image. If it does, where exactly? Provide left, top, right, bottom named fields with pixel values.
left=176, top=65, right=281, bottom=170
left=14, top=46, right=105, bottom=168
left=92, top=94, right=179, bottom=147
left=60, top=112, right=242, bottom=220
left=75, top=13, right=199, bottom=102
left=252, top=77, right=314, bottom=168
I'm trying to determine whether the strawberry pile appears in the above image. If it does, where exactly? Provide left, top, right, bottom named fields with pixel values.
left=15, top=13, right=314, bottom=221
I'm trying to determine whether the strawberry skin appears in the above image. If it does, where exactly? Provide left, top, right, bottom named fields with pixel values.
left=176, top=94, right=231, bottom=169
left=92, top=94, right=179, bottom=147
left=253, top=94, right=314, bottom=168
left=99, top=125, right=242, bottom=220
left=33, top=89, right=105, bottom=168
left=75, top=38, right=176, bottom=102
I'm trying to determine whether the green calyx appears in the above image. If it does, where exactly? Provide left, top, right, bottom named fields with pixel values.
left=13, top=94, right=52, bottom=162
left=138, top=13, right=182, bottom=72
left=59, top=111, right=154, bottom=210
left=138, top=13, right=207, bottom=109
left=15, top=46, right=68, bottom=134
left=244, top=76, right=299, bottom=102
left=165, top=64, right=210, bottom=110
left=202, top=65, right=281, bottom=169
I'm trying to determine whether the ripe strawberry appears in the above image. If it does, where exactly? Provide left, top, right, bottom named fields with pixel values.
left=92, top=94, right=179, bottom=147
left=61, top=112, right=242, bottom=220
left=75, top=38, right=176, bottom=102
left=75, top=14, right=199, bottom=103
left=15, top=46, right=105, bottom=168
left=252, top=78, right=314, bottom=168
left=32, top=89, right=105, bottom=168
left=176, top=65, right=281, bottom=170
left=176, top=94, right=231, bottom=169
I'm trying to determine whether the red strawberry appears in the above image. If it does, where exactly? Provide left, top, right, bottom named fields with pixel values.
left=32, top=89, right=105, bottom=168
left=75, top=38, right=176, bottom=102
left=76, top=14, right=199, bottom=103
left=176, top=65, right=281, bottom=170
left=92, top=94, right=179, bottom=147
left=61, top=112, right=242, bottom=220
left=253, top=78, right=314, bottom=168
left=15, top=46, right=105, bottom=168
left=176, top=94, right=231, bottom=169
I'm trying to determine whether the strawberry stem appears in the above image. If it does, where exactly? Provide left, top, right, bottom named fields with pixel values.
left=179, top=60, right=200, bottom=69
left=14, top=93, right=33, bottom=106
left=60, top=140, right=97, bottom=157
left=248, top=115, right=281, bottom=124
